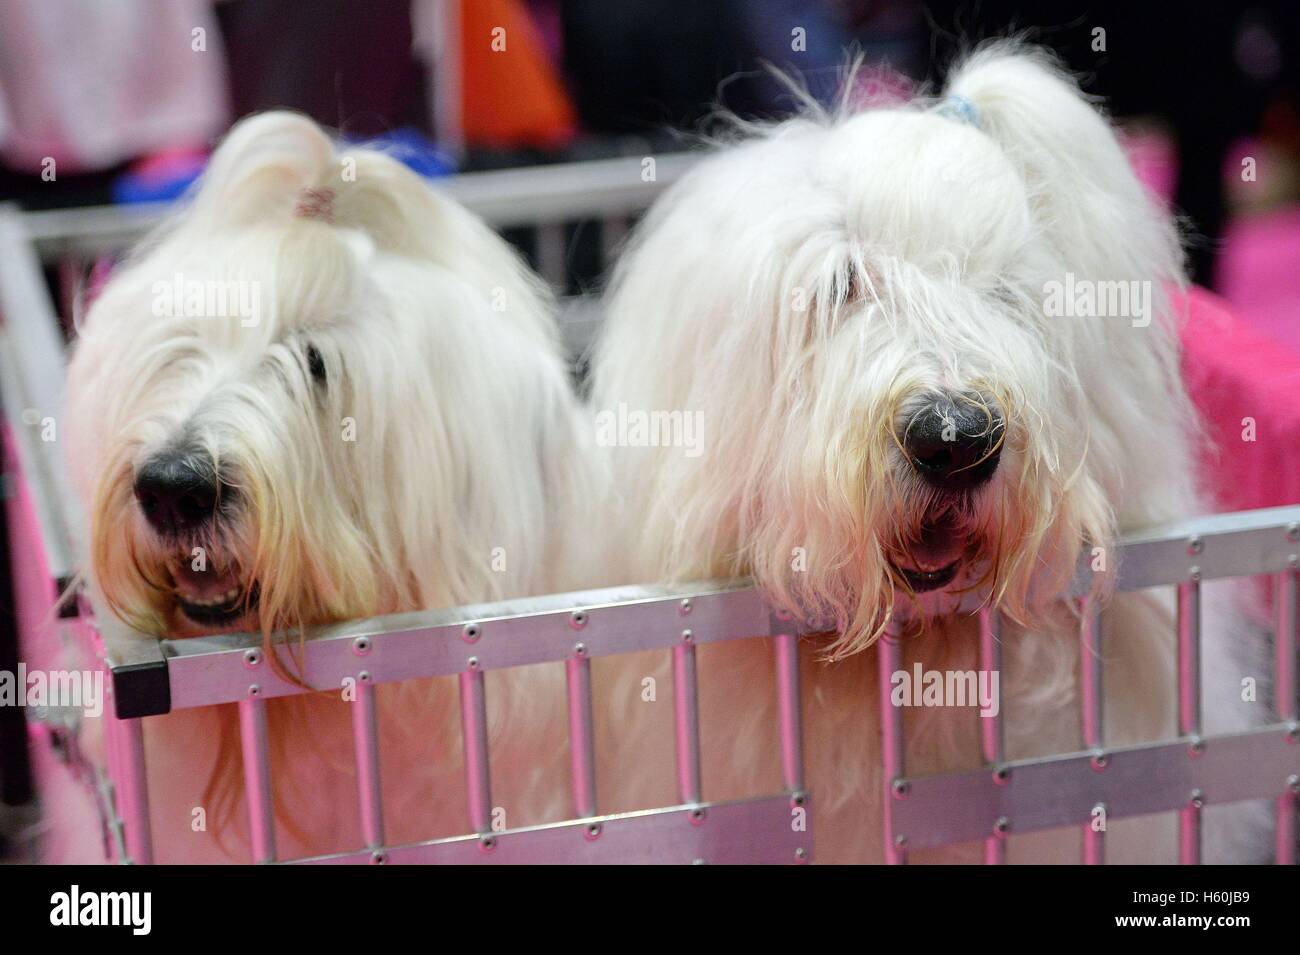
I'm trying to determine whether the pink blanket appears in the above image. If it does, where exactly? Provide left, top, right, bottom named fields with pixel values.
left=1180, top=285, right=1300, bottom=512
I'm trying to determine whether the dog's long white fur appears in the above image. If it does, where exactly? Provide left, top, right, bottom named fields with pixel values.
left=66, top=112, right=595, bottom=860
left=589, top=43, right=1270, bottom=862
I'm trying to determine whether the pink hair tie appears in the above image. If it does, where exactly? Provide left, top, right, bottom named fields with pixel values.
left=294, top=187, right=335, bottom=223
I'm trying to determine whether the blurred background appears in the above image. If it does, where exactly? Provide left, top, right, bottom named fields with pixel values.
left=0, top=0, right=1296, bottom=289
left=1, top=0, right=1298, bottom=861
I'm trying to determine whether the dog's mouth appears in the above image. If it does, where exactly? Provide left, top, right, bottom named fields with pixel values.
left=168, top=558, right=258, bottom=627
left=888, top=516, right=969, bottom=593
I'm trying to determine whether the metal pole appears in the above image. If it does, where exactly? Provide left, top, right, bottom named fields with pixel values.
left=238, top=697, right=276, bottom=863
left=351, top=678, right=385, bottom=848
left=1177, top=579, right=1202, bottom=865
left=566, top=656, right=597, bottom=818
left=672, top=642, right=702, bottom=803
left=458, top=669, right=492, bottom=834
left=1080, top=597, right=1105, bottom=864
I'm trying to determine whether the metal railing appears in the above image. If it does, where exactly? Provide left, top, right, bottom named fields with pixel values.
left=2, top=157, right=1297, bottom=865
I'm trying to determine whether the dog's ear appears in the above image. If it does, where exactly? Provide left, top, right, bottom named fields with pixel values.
left=944, top=43, right=1184, bottom=291
left=190, top=111, right=335, bottom=227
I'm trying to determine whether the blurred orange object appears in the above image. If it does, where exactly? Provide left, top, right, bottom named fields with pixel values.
left=459, top=0, right=576, bottom=149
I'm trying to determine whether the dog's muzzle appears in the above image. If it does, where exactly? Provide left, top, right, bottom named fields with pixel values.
left=900, top=392, right=1004, bottom=492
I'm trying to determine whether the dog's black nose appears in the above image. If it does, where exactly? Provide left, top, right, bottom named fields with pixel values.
left=133, top=455, right=220, bottom=535
left=902, top=394, right=1004, bottom=492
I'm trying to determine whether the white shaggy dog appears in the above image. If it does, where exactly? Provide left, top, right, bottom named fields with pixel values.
left=65, top=112, right=591, bottom=861
left=590, top=45, right=1267, bottom=863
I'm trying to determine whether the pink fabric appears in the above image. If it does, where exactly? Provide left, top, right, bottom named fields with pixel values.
left=1218, top=207, right=1300, bottom=355
left=1179, top=286, right=1300, bottom=513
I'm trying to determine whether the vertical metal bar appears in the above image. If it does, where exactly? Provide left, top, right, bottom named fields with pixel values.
left=1276, top=569, right=1298, bottom=864
left=1080, top=597, right=1105, bottom=864
left=672, top=642, right=702, bottom=804
left=424, top=0, right=463, bottom=162
left=566, top=656, right=597, bottom=818
left=878, top=624, right=907, bottom=864
left=458, top=669, right=492, bottom=834
left=238, top=697, right=276, bottom=863
left=115, top=716, right=153, bottom=864
left=774, top=631, right=804, bottom=794
left=536, top=223, right=567, bottom=292
left=351, top=678, right=385, bottom=848
left=1177, top=578, right=1202, bottom=864
left=979, top=607, right=1006, bottom=864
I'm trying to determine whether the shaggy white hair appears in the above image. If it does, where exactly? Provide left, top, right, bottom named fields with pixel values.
left=65, top=112, right=591, bottom=860
left=590, top=44, right=1268, bottom=862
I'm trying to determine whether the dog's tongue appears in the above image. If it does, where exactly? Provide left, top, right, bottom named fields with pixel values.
left=173, top=561, right=240, bottom=600
left=899, top=520, right=966, bottom=571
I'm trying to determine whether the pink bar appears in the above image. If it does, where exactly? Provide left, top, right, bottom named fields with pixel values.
left=1276, top=570, right=1297, bottom=724
left=1177, top=580, right=1202, bottom=737
left=566, top=656, right=597, bottom=818
left=978, top=608, right=1005, bottom=864
left=1277, top=794, right=1296, bottom=866
left=1083, top=806, right=1106, bottom=866
left=774, top=633, right=803, bottom=793
left=878, top=624, right=906, bottom=864
left=1276, top=570, right=1297, bottom=865
left=672, top=643, right=702, bottom=803
left=238, top=697, right=277, bottom=863
left=1176, top=580, right=1201, bottom=864
left=1079, top=598, right=1104, bottom=864
left=458, top=669, right=492, bottom=833
left=117, top=717, right=153, bottom=864
left=351, top=679, right=385, bottom=848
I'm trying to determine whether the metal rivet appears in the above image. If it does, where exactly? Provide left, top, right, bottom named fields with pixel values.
left=479, top=834, right=496, bottom=851
left=569, top=611, right=587, bottom=631
left=681, top=628, right=693, bottom=644
left=1288, top=774, right=1300, bottom=794
left=679, top=598, right=692, bottom=615
left=692, top=858, right=705, bottom=865
left=359, top=671, right=371, bottom=683
left=1189, top=788, right=1205, bottom=809
left=467, top=657, right=480, bottom=671
left=1091, top=753, right=1109, bottom=771
left=1189, top=565, right=1202, bottom=581
left=585, top=823, right=602, bottom=840
left=1187, top=536, right=1204, bottom=556
left=248, top=684, right=260, bottom=697
left=574, top=642, right=587, bottom=657
left=891, top=779, right=910, bottom=798
left=1189, top=736, right=1205, bottom=755
left=243, top=648, right=261, bottom=668
left=993, top=767, right=1011, bottom=784
left=894, top=834, right=908, bottom=848
left=993, top=816, right=1010, bottom=836
left=794, top=847, right=808, bottom=861
left=370, top=849, right=388, bottom=864
left=1287, top=722, right=1300, bottom=743
left=1287, top=522, right=1300, bottom=543
left=690, top=807, right=707, bottom=825
left=352, top=636, right=372, bottom=656
left=461, top=624, right=480, bottom=644
left=791, top=792, right=806, bottom=807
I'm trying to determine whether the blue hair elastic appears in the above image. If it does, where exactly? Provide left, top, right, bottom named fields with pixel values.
left=935, top=94, right=981, bottom=129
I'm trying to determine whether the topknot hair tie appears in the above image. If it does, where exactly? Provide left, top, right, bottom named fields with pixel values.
left=294, top=187, right=336, bottom=223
